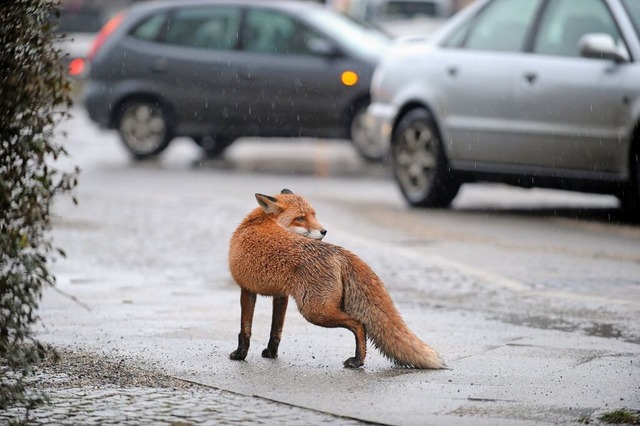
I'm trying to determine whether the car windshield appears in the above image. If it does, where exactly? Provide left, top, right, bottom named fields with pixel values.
left=304, top=9, right=391, bottom=58
left=622, top=0, right=640, bottom=37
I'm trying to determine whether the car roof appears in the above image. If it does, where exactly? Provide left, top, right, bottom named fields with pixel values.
left=127, top=0, right=325, bottom=15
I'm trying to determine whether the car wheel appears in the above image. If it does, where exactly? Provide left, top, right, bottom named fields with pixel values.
left=117, top=99, right=172, bottom=159
left=349, top=104, right=386, bottom=162
left=392, top=108, right=459, bottom=208
left=193, top=135, right=234, bottom=159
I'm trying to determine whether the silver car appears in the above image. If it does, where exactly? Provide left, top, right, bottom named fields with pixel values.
left=367, top=0, right=640, bottom=210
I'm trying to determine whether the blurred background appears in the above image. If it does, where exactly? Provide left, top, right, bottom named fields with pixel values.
left=55, top=0, right=477, bottom=81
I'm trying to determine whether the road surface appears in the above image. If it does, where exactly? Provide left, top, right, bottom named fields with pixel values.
left=26, top=107, right=640, bottom=425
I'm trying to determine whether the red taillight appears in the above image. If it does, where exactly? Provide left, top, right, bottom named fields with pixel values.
left=87, top=12, right=125, bottom=62
left=68, top=58, right=86, bottom=76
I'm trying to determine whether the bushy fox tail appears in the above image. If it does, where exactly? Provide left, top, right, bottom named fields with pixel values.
left=342, top=254, right=445, bottom=369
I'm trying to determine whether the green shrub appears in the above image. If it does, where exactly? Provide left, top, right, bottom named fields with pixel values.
left=600, top=409, right=640, bottom=425
left=0, top=0, right=78, bottom=412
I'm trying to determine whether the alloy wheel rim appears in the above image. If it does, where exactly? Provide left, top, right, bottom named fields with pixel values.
left=120, top=103, right=166, bottom=154
left=395, top=122, right=437, bottom=200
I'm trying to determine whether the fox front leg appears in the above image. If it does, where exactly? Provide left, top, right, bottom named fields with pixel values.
left=262, top=295, right=288, bottom=359
left=230, top=289, right=256, bottom=361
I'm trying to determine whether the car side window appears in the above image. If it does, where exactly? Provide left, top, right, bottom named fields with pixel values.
left=130, top=13, right=167, bottom=41
left=462, top=0, right=542, bottom=52
left=162, top=7, right=241, bottom=50
left=533, top=0, right=624, bottom=58
left=443, top=17, right=473, bottom=48
left=242, top=9, right=317, bottom=55
left=622, top=0, right=640, bottom=32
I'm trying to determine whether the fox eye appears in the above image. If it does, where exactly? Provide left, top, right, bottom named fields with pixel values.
left=295, top=216, right=305, bottom=222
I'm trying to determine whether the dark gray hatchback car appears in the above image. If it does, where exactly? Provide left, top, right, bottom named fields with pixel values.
left=84, top=0, right=390, bottom=161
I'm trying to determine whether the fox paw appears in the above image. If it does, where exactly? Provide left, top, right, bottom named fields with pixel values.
left=343, top=357, right=364, bottom=368
left=261, top=347, right=278, bottom=359
left=229, top=349, right=247, bottom=361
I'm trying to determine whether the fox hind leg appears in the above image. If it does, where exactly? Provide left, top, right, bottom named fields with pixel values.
left=262, top=295, right=288, bottom=359
left=342, top=318, right=366, bottom=369
left=230, top=289, right=256, bottom=361
left=303, top=306, right=367, bottom=368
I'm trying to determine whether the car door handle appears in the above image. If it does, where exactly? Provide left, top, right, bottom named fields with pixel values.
left=150, top=59, right=168, bottom=73
left=524, top=72, right=537, bottom=84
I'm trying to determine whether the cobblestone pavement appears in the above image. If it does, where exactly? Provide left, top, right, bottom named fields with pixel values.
left=1, top=348, right=369, bottom=425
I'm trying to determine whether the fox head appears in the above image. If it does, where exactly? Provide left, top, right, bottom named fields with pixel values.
left=255, top=189, right=327, bottom=241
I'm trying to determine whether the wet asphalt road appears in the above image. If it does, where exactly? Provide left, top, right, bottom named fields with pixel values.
left=32, top=107, right=640, bottom=424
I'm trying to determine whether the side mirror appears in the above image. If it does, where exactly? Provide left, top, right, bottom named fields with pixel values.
left=579, top=33, right=629, bottom=63
left=307, top=38, right=340, bottom=58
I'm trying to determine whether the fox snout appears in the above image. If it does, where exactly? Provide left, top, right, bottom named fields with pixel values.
left=307, top=228, right=327, bottom=240
left=290, top=224, right=326, bottom=240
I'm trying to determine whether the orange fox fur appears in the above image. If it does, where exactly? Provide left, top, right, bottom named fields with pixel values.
left=228, top=189, right=444, bottom=369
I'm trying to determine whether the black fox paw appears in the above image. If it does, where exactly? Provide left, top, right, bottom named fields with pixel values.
left=229, top=349, right=247, bottom=361
left=343, top=357, right=364, bottom=368
left=261, top=348, right=278, bottom=359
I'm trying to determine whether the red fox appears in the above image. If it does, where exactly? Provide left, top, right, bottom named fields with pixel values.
left=228, top=189, right=445, bottom=369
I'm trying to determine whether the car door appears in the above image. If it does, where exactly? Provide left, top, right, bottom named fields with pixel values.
left=235, top=8, right=346, bottom=137
left=512, top=0, right=630, bottom=175
left=441, top=0, right=544, bottom=166
left=119, top=5, right=243, bottom=135
left=152, top=6, right=243, bottom=134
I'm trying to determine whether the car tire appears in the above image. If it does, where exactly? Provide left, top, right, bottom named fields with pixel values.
left=391, top=108, right=459, bottom=208
left=193, top=135, right=235, bottom=159
left=619, top=140, right=640, bottom=212
left=116, top=99, right=172, bottom=159
left=349, top=103, right=386, bottom=163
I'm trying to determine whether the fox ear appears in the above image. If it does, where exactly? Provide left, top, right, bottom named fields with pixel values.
left=281, top=189, right=293, bottom=194
left=255, top=193, right=280, bottom=214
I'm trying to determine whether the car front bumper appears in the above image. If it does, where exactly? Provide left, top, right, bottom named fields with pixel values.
left=365, top=102, right=397, bottom=156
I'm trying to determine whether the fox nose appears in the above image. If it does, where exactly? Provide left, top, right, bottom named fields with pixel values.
left=321, top=229, right=327, bottom=236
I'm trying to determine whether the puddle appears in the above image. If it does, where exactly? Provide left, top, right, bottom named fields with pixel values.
left=494, top=314, right=640, bottom=345
left=447, top=402, right=593, bottom=425
left=496, top=314, right=578, bottom=333
left=583, top=322, right=640, bottom=344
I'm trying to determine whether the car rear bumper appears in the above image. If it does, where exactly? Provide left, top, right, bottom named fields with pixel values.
left=365, top=102, right=396, bottom=154
left=84, top=80, right=113, bottom=128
